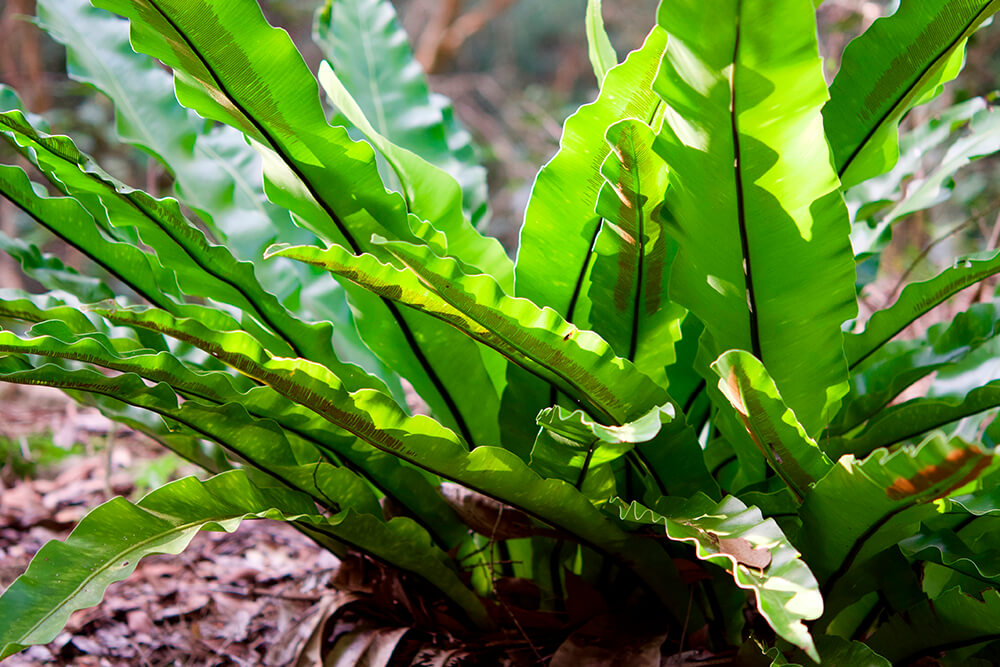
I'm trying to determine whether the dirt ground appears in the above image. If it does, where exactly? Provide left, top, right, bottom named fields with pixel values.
left=1, top=384, right=339, bottom=666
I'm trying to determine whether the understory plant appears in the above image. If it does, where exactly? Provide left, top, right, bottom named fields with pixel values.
left=4, top=0, right=1000, bottom=663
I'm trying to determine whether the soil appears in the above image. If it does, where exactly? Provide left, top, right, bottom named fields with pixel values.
left=1, top=384, right=338, bottom=666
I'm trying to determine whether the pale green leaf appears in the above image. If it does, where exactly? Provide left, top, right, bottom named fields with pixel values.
left=316, top=61, right=512, bottom=291
left=313, top=0, right=489, bottom=227
left=620, top=494, right=823, bottom=661
left=93, top=0, right=501, bottom=447
left=586, top=0, right=618, bottom=83
left=654, top=0, right=856, bottom=435
left=824, top=0, right=1000, bottom=188
left=711, top=350, right=833, bottom=501
left=587, top=118, right=682, bottom=386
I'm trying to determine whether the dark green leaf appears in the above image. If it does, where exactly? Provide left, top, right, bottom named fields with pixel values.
left=833, top=302, right=1000, bottom=437
left=867, top=587, right=1000, bottom=665
left=85, top=303, right=692, bottom=608
left=798, top=433, right=994, bottom=596
left=0, top=470, right=488, bottom=659
left=846, top=248, right=1000, bottom=370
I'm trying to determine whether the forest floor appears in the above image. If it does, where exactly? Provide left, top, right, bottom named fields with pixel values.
left=0, top=383, right=338, bottom=666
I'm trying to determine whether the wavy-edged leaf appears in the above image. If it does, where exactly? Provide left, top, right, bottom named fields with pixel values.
left=0, top=86, right=36, bottom=119
left=711, top=350, right=833, bottom=501
left=313, top=0, right=489, bottom=227
left=900, top=527, right=1000, bottom=586
left=0, top=470, right=488, bottom=659
left=846, top=96, right=989, bottom=279
left=34, top=0, right=294, bottom=257
left=798, top=433, right=994, bottom=601
left=91, top=0, right=419, bottom=252
left=585, top=0, right=617, bottom=83
left=833, top=302, right=1000, bottom=436
left=0, top=287, right=183, bottom=360
left=866, top=587, right=1000, bottom=665
left=0, top=22, right=390, bottom=385
left=764, top=635, right=891, bottom=667
left=0, top=354, right=488, bottom=593
left=0, top=350, right=229, bottom=480
left=927, top=328, right=1000, bottom=401
left=0, top=107, right=378, bottom=387
left=851, top=101, right=1000, bottom=259
left=270, top=241, right=667, bottom=426
left=0, top=163, right=300, bottom=361
left=0, top=353, right=368, bottom=513
left=515, top=27, right=666, bottom=322
left=587, top=118, right=682, bottom=386
left=94, top=0, right=501, bottom=448
left=529, top=402, right=674, bottom=496
left=0, top=232, right=114, bottom=304
left=832, top=375, right=1000, bottom=458
left=620, top=494, right=822, bottom=661
left=884, top=102, right=1000, bottom=221
left=316, top=61, right=512, bottom=291
left=653, top=0, right=856, bottom=435
left=88, top=303, right=690, bottom=608
left=0, top=318, right=469, bottom=549
left=0, top=164, right=175, bottom=310
left=846, top=248, right=1000, bottom=370
left=537, top=402, right=675, bottom=449
left=824, top=0, right=1000, bottom=189
left=271, top=239, right=715, bottom=496
left=505, top=27, right=668, bottom=455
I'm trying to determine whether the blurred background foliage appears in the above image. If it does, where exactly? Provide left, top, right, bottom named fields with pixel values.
left=1, top=0, right=1000, bottom=313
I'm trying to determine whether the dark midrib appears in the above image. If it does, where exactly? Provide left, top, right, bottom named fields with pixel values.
left=837, top=345, right=973, bottom=437
left=621, top=132, right=667, bottom=497
left=551, top=100, right=664, bottom=406
left=557, top=102, right=669, bottom=494
left=682, top=379, right=706, bottom=415
left=127, top=195, right=308, bottom=360
left=549, top=222, right=601, bottom=408
left=897, top=632, right=1000, bottom=666
left=120, top=315, right=672, bottom=602
left=3, top=191, right=168, bottom=310
left=147, top=3, right=474, bottom=446
left=847, top=267, right=1000, bottom=372
left=7, top=375, right=487, bottom=625
left=167, top=382, right=452, bottom=549
left=730, top=7, right=762, bottom=361
left=318, top=384, right=668, bottom=596
left=820, top=503, right=908, bottom=599
left=14, top=347, right=451, bottom=547
left=46, top=376, right=340, bottom=514
left=628, top=131, right=645, bottom=362
left=3, top=119, right=302, bottom=352
left=837, top=4, right=996, bottom=180
left=860, top=398, right=998, bottom=454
